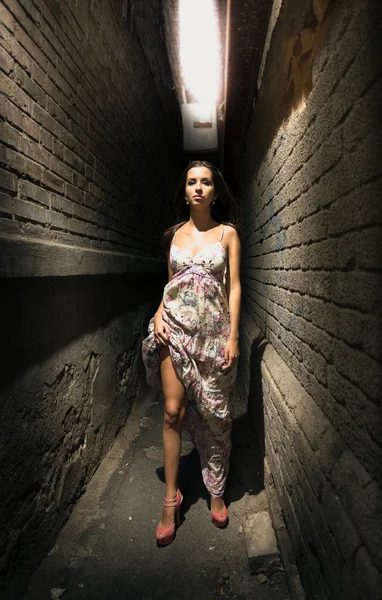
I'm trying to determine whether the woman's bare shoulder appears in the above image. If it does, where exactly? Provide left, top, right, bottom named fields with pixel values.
left=224, top=225, right=240, bottom=241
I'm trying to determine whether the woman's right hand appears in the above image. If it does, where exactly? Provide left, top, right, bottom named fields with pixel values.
left=153, top=312, right=168, bottom=346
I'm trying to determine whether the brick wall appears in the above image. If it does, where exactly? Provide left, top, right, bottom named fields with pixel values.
left=0, top=0, right=181, bottom=264
left=0, top=0, right=182, bottom=594
left=0, top=275, right=164, bottom=598
left=239, top=1, right=382, bottom=598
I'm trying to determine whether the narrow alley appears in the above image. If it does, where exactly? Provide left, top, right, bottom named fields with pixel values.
left=0, top=1, right=381, bottom=599
left=22, top=388, right=291, bottom=600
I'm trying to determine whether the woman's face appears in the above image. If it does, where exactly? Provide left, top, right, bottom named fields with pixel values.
left=184, top=166, right=216, bottom=208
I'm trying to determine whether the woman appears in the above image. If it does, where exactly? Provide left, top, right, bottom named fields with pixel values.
left=142, top=160, right=241, bottom=546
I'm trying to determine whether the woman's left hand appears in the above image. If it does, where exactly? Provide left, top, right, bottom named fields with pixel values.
left=222, top=338, right=239, bottom=371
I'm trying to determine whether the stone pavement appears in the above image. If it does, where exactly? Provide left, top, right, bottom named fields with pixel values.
left=23, top=386, right=291, bottom=600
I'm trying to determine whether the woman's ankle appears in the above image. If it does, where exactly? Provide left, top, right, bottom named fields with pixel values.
left=165, top=486, right=178, bottom=500
left=210, top=495, right=225, bottom=509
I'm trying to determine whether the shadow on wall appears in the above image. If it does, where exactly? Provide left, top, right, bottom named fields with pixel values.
left=228, top=336, right=268, bottom=501
left=0, top=272, right=165, bottom=595
left=2, top=273, right=164, bottom=388
left=247, top=337, right=268, bottom=468
left=255, top=0, right=336, bottom=164
left=283, top=0, right=336, bottom=114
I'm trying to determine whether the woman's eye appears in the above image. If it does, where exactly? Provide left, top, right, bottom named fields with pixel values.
left=186, top=178, right=212, bottom=186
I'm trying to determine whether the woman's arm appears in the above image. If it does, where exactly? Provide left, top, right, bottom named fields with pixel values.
left=154, top=254, right=173, bottom=345
left=223, top=227, right=241, bottom=370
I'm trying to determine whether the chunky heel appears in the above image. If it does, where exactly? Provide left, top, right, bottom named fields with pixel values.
left=156, top=489, right=183, bottom=546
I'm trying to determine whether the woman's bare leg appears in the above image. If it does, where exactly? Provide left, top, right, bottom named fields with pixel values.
left=159, top=346, right=186, bottom=528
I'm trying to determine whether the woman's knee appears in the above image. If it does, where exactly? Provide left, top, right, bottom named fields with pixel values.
left=164, top=401, right=185, bottom=428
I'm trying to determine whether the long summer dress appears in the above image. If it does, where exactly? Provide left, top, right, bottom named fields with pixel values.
left=142, top=225, right=237, bottom=498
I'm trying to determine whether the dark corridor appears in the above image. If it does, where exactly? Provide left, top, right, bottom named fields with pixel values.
left=0, top=1, right=381, bottom=599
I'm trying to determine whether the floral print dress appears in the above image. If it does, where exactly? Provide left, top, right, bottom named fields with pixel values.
left=142, top=226, right=237, bottom=497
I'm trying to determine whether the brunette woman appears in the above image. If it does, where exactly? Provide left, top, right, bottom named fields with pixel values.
left=142, top=160, right=241, bottom=546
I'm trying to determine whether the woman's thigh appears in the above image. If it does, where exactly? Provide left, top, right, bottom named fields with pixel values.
left=160, top=346, right=185, bottom=409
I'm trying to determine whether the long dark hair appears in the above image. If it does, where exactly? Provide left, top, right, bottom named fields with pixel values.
left=163, top=161, right=241, bottom=252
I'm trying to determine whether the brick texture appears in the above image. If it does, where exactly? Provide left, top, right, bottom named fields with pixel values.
left=0, top=0, right=182, bottom=258
left=239, top=1, right=382, bottom=598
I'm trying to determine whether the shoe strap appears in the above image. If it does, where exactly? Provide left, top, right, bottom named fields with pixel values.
left=163, top=490, right=179, bottom=507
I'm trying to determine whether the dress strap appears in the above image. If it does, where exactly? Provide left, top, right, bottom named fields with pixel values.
left=219, top=225, right=225, bottom=242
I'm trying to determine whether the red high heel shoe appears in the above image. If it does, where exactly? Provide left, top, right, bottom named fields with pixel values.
left=211, top=502, right=228, bottom=528
left=156, top=489, right=183, bottom=546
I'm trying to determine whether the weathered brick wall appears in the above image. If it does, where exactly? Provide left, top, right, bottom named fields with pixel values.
left=239, top=1, right=382, bottom=598
left=0, top=275, right=164, bottom=598
left=0, top=0, right=182, bottom=595
left=0, top=0, right=181, bottom=260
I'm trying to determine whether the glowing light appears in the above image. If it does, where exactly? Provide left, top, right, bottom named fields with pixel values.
left=179, top=0, right=220, bottom=105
